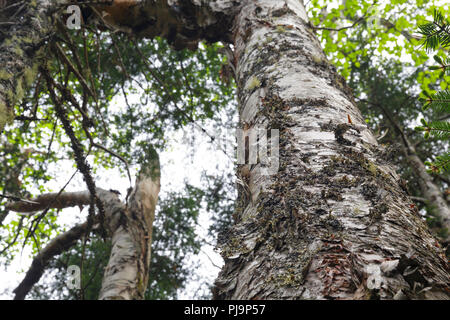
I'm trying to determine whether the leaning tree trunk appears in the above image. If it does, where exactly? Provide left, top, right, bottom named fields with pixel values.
left=212, top=0, right=450, bottom=299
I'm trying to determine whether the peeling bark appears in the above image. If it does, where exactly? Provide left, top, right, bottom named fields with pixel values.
left=99, top=164, right=161, bottom=300
left=211, top=0, right=450, bottom=300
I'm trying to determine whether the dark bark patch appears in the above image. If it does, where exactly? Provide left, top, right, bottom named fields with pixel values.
left=334, top=123, right=355, bottom=146
left=322, top=187, right=344, bottom=201
left=369, top=203, right=389, bottom=222
left=272, top=4, right=293, bottom=18
left=361, top=183, right=379, bottom=201
left=320, top=215, right=343, bottom=231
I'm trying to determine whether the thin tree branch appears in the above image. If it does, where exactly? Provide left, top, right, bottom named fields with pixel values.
left=357, top=98, right=412, bottom=151
left=310, top=16, right=366, bottom=32
left=53, top=42, right=97, bottom=102
left=21, top=170, right=78, bottom=253
left=42, top=66, right=106, bottom=234
left=0, top=216, right=24, bottom=256
left=5, top=191, right=92, bottom=214
left=410, top=196, right=428, bottom=204
left=1, top=194, right=40, bottom=206
left=13, top=220, right=91, bottom=300
left=434, top=173, right=450, bottom=185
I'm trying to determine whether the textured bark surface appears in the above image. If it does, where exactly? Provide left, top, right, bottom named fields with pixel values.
left=212, top=0, right=450, bottom=299
left=90, top=0, right=239, bottom=49
left=0, top=0, right=58, bottom=131
left=5, top=190, right=92, bottom=213
left=99, top=166, right=160, bottom=300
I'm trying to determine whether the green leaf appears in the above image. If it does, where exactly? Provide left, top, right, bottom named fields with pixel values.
left=415, top=126, right=425, bottom=132
left=433, top=55, right=443, bottom=64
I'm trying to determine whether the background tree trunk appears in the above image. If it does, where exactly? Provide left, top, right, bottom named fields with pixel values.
left=7, top=160, right=160, bottom=300
left=99, top=165, right=161, bottom=300
left=403, top=143, right=450, bottom=243
left=363, top=95, right=450, bottom=244
left=213, top=0, right=450, bottom=299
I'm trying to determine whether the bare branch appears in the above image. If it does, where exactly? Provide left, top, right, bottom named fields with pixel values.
left=13, top=220, right=90, bottom=300
left=5, top=191, right=91, bottom=214
left=410, top=196, right=428, bottom=204
left=310, top=16, right=365, bottom=32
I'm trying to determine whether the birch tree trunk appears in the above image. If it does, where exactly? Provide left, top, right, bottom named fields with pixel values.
left=211, top=0, right=450, bottom=299
left=98, top=164, right=161, bottom=299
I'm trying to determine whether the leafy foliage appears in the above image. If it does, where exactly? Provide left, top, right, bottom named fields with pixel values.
left=425, top=152, right=450, bottom=173
left=306, top=0, right=439, bottom=78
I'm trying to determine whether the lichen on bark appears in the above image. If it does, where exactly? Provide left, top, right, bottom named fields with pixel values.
left=0, top=0, right=56, bottom=132
left=212, top=0, right=450, bottom=300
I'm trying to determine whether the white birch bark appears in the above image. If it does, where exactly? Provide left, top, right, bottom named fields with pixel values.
left=7, top=165, right=160, bottom=300
left=99, top=168, right=160, bottom=300
left=211, top=0, right=450, bottom=300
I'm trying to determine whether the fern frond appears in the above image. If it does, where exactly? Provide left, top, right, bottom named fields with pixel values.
left=422, top=89, right=450, bottom=113
left=428, top=120, right=450, bottom=139
left=418, top=9, right=450, bottom=51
